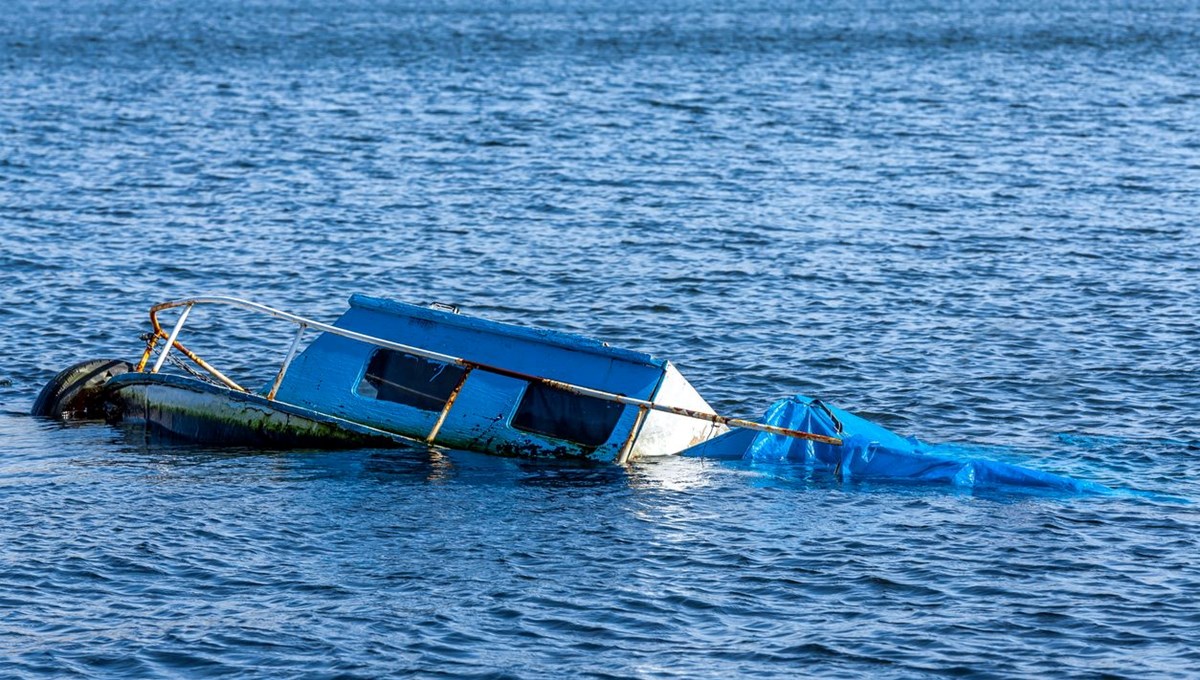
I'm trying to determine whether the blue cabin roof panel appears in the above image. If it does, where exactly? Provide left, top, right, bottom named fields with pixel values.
left=349, top=295, right=662, bottom=368
left=334, top=295, right=664, bottom=397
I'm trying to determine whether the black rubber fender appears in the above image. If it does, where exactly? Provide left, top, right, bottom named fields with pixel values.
left=31, top=358, right=133, bottom=420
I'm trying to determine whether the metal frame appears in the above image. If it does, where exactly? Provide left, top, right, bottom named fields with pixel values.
left=136, top=296, right=844, bottom=449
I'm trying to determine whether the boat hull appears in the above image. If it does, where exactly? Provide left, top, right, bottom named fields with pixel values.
left=105, top=374, right=407, bottom=449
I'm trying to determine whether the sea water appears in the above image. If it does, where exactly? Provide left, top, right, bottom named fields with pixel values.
left=1, top=1, right=1198, bottom=677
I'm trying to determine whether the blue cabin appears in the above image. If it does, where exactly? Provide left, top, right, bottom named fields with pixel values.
left=271, top=295, right=725, bottom=462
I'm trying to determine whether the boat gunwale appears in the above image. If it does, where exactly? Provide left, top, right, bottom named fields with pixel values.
left=106, top=372, right=420, bottom=446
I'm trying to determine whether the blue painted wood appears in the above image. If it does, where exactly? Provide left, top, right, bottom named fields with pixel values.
left=349, top=294, right=663, bottom=370
left=341, top=295, right=665, bottom=392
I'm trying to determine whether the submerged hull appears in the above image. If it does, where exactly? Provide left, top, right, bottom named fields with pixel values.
left=106, top=374, right=405, bottom=449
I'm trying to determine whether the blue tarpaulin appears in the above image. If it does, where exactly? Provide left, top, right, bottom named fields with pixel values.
left=684, top=395, right=1108, bottom=494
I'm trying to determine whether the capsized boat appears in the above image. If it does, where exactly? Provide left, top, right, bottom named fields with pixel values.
left=33, top=295, right=1105, bottom=492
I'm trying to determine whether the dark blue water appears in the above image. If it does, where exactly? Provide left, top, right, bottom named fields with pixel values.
left=3, top=1, right=1199, bottom=676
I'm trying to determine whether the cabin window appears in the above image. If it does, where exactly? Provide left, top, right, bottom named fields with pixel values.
left=511, top=383, right=624, bottom=447
left=357, top=350, right=465, bottom=412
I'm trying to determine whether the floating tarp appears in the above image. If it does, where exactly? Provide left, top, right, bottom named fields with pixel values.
left=684, top=395, right=1108, bottom=494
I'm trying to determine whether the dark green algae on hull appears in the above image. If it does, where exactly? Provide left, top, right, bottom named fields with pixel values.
left=105, top=374, right=402, bottom=449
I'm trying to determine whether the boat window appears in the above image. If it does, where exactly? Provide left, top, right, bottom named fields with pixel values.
left=357, top=349, right=465, bottom=412
left=511, top=382, right=624, bottom=447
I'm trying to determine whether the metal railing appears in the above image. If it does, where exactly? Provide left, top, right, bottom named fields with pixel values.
left=136, top=296, right=844, bottom=452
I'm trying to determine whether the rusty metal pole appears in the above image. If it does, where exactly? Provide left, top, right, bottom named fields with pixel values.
left=615, top=405, right=651, bottom=465
left=150, top=303, right=193, bottom=374
left=425, top=367, right=474, bottom=445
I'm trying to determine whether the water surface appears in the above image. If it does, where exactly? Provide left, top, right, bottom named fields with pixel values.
left=2, top=1, right=1199, bottom=677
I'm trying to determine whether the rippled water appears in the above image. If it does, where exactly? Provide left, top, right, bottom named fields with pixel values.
left=3, top=1, right=1199, bottom=677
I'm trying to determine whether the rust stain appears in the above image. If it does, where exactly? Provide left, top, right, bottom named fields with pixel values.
left=147, top=302, right=247, bottom=392
left=135, top=332, right=161, bottom=373
left=425, top=366, right=473, bottom=444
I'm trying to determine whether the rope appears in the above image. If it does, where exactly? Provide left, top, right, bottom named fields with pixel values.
left=140, top=333, right=227, bottom=388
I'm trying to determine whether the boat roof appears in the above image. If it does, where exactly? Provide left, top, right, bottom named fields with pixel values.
left=346, top=294, right=666, bottom=369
